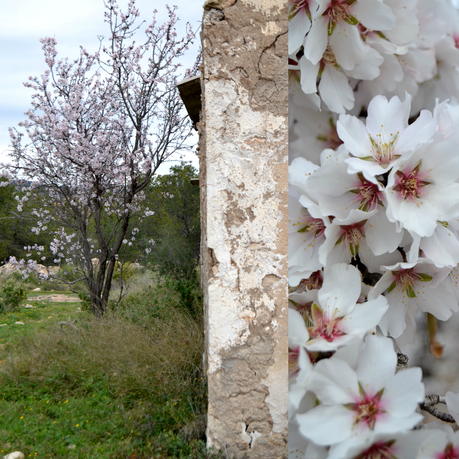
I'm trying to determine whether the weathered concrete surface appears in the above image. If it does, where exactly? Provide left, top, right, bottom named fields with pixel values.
left=199, top=0, right=288, bottom=456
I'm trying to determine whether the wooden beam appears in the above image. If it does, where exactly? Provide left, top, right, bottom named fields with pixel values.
left=177, top=75, right=202, bottom=127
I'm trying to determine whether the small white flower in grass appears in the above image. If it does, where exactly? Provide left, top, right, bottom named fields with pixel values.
left=297, top=335, right=424, bottom=448
left=370, top=259, right=457, bottom=340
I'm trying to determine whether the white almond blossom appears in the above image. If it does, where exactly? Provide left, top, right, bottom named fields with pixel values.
left=297, top=335, right=424, bottom=450
left=328, top=430, right=430, bottom=459
left=385, top=139, right=459, bottom=237
left=338, top=94, right=437, bottom=176
left=418, top=424, right=459, bottom=459
left=370, top=259, right=457, bottom=340
left=318, top=208, right=402, bottom=272
left=289, top=2, right=459, bottom=452
left=296, top=263, right=389, bottom=352
left=303, top=0, right=395, bottom=70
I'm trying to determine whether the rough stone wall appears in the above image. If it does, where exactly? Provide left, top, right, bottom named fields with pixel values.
left=199, top=0, right=288, bottom=456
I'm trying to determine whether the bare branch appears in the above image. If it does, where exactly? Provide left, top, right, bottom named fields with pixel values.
left=420, top=395, right=456, bottom=423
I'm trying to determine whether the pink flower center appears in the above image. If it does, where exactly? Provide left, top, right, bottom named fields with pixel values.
left=296, top=211, right=327, bottom=242
left=325, top=0, right=353, bottom=27
left=392, top=163, right=430, bottom=202
left=359, top=440, right=396, bottom=459
left=351, top=173, right=383, bottom=211
left=289, top=347, right=300, bottom=381
left=394, top=269, right=420, bottom=286
left=321, top=45, right=339, bottom=68
left=308, top=304, right=345, bottom=342
left=347, top=389, right=385, bottom=430
left=436, top=443, right=459, bottom=459
left=388, top=268, right=432, bottom=299
left=337, top=221, right=366, bottom=257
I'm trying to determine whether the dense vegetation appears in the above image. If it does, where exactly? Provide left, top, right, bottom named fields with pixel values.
left=0, top=164, right=241, bottom=458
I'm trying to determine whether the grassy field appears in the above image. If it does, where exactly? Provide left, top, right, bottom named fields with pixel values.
left=0, top=276, right=223, bottom=459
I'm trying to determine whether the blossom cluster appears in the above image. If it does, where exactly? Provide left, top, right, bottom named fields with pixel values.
left=289, top=0, right=459, bottom=457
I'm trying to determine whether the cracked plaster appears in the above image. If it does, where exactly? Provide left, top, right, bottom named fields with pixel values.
left=199, top=0, right=288, bottom=456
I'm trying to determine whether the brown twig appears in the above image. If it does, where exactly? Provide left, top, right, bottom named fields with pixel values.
left=420, top=395, right=456, bottom=423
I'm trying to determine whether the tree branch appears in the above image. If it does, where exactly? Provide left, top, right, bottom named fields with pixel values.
left=420, top=395, right=456, bottom=423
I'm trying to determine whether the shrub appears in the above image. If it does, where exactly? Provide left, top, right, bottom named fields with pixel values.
left=0, top=280, right=27, bottom=313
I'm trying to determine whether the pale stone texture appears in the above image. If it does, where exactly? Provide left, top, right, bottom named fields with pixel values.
left=199, top=0, right=288, bottom=456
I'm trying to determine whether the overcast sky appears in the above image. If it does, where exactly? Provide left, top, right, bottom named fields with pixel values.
left=0, top=0, right=202, bottom=173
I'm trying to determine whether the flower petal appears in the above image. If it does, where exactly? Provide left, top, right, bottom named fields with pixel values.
left=357, top=335, right=396, bottom=394
left=319, top=66, right=354, bottom=114
left=353, top=0, right=396, bottom=30
left=337, top=114, right=372, bottom=158
left=297, top=404, right=354, bottom=445
left=319, top=263, right=361, bottom=316
left=289, top=9, right=310, bottom=55
left=309, top=357, right=359, bottom=405
left=366, top=95, right=405, bottom=140
left=299, top=56, right=320, bottom=94
left=382, top=368, right=424, bottom=417
left=303, top=16, right=328, bottom=65
left=341, top=296, right=389, bottom=335
left=289, top=308, right=310, bottom=347
left=329, top=21, right=364, bottom=71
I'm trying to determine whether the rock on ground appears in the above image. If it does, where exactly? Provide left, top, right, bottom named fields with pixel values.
left=3, top=452, right=25, bottom=459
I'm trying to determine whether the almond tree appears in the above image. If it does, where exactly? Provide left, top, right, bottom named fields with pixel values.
left=7, top=0, right=196, bottom=317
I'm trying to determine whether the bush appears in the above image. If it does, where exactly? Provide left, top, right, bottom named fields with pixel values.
left=0, top=280, right=27, bottom=313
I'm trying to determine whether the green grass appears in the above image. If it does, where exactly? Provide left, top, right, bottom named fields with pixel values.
left=0, top=278, right=231, bottom=458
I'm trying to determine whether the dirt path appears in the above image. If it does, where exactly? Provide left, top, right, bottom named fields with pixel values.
left=27, top=294, right=81, bottom=303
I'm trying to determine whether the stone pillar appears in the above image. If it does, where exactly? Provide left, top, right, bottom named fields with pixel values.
left=198, top=0, right=288, bottom=456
